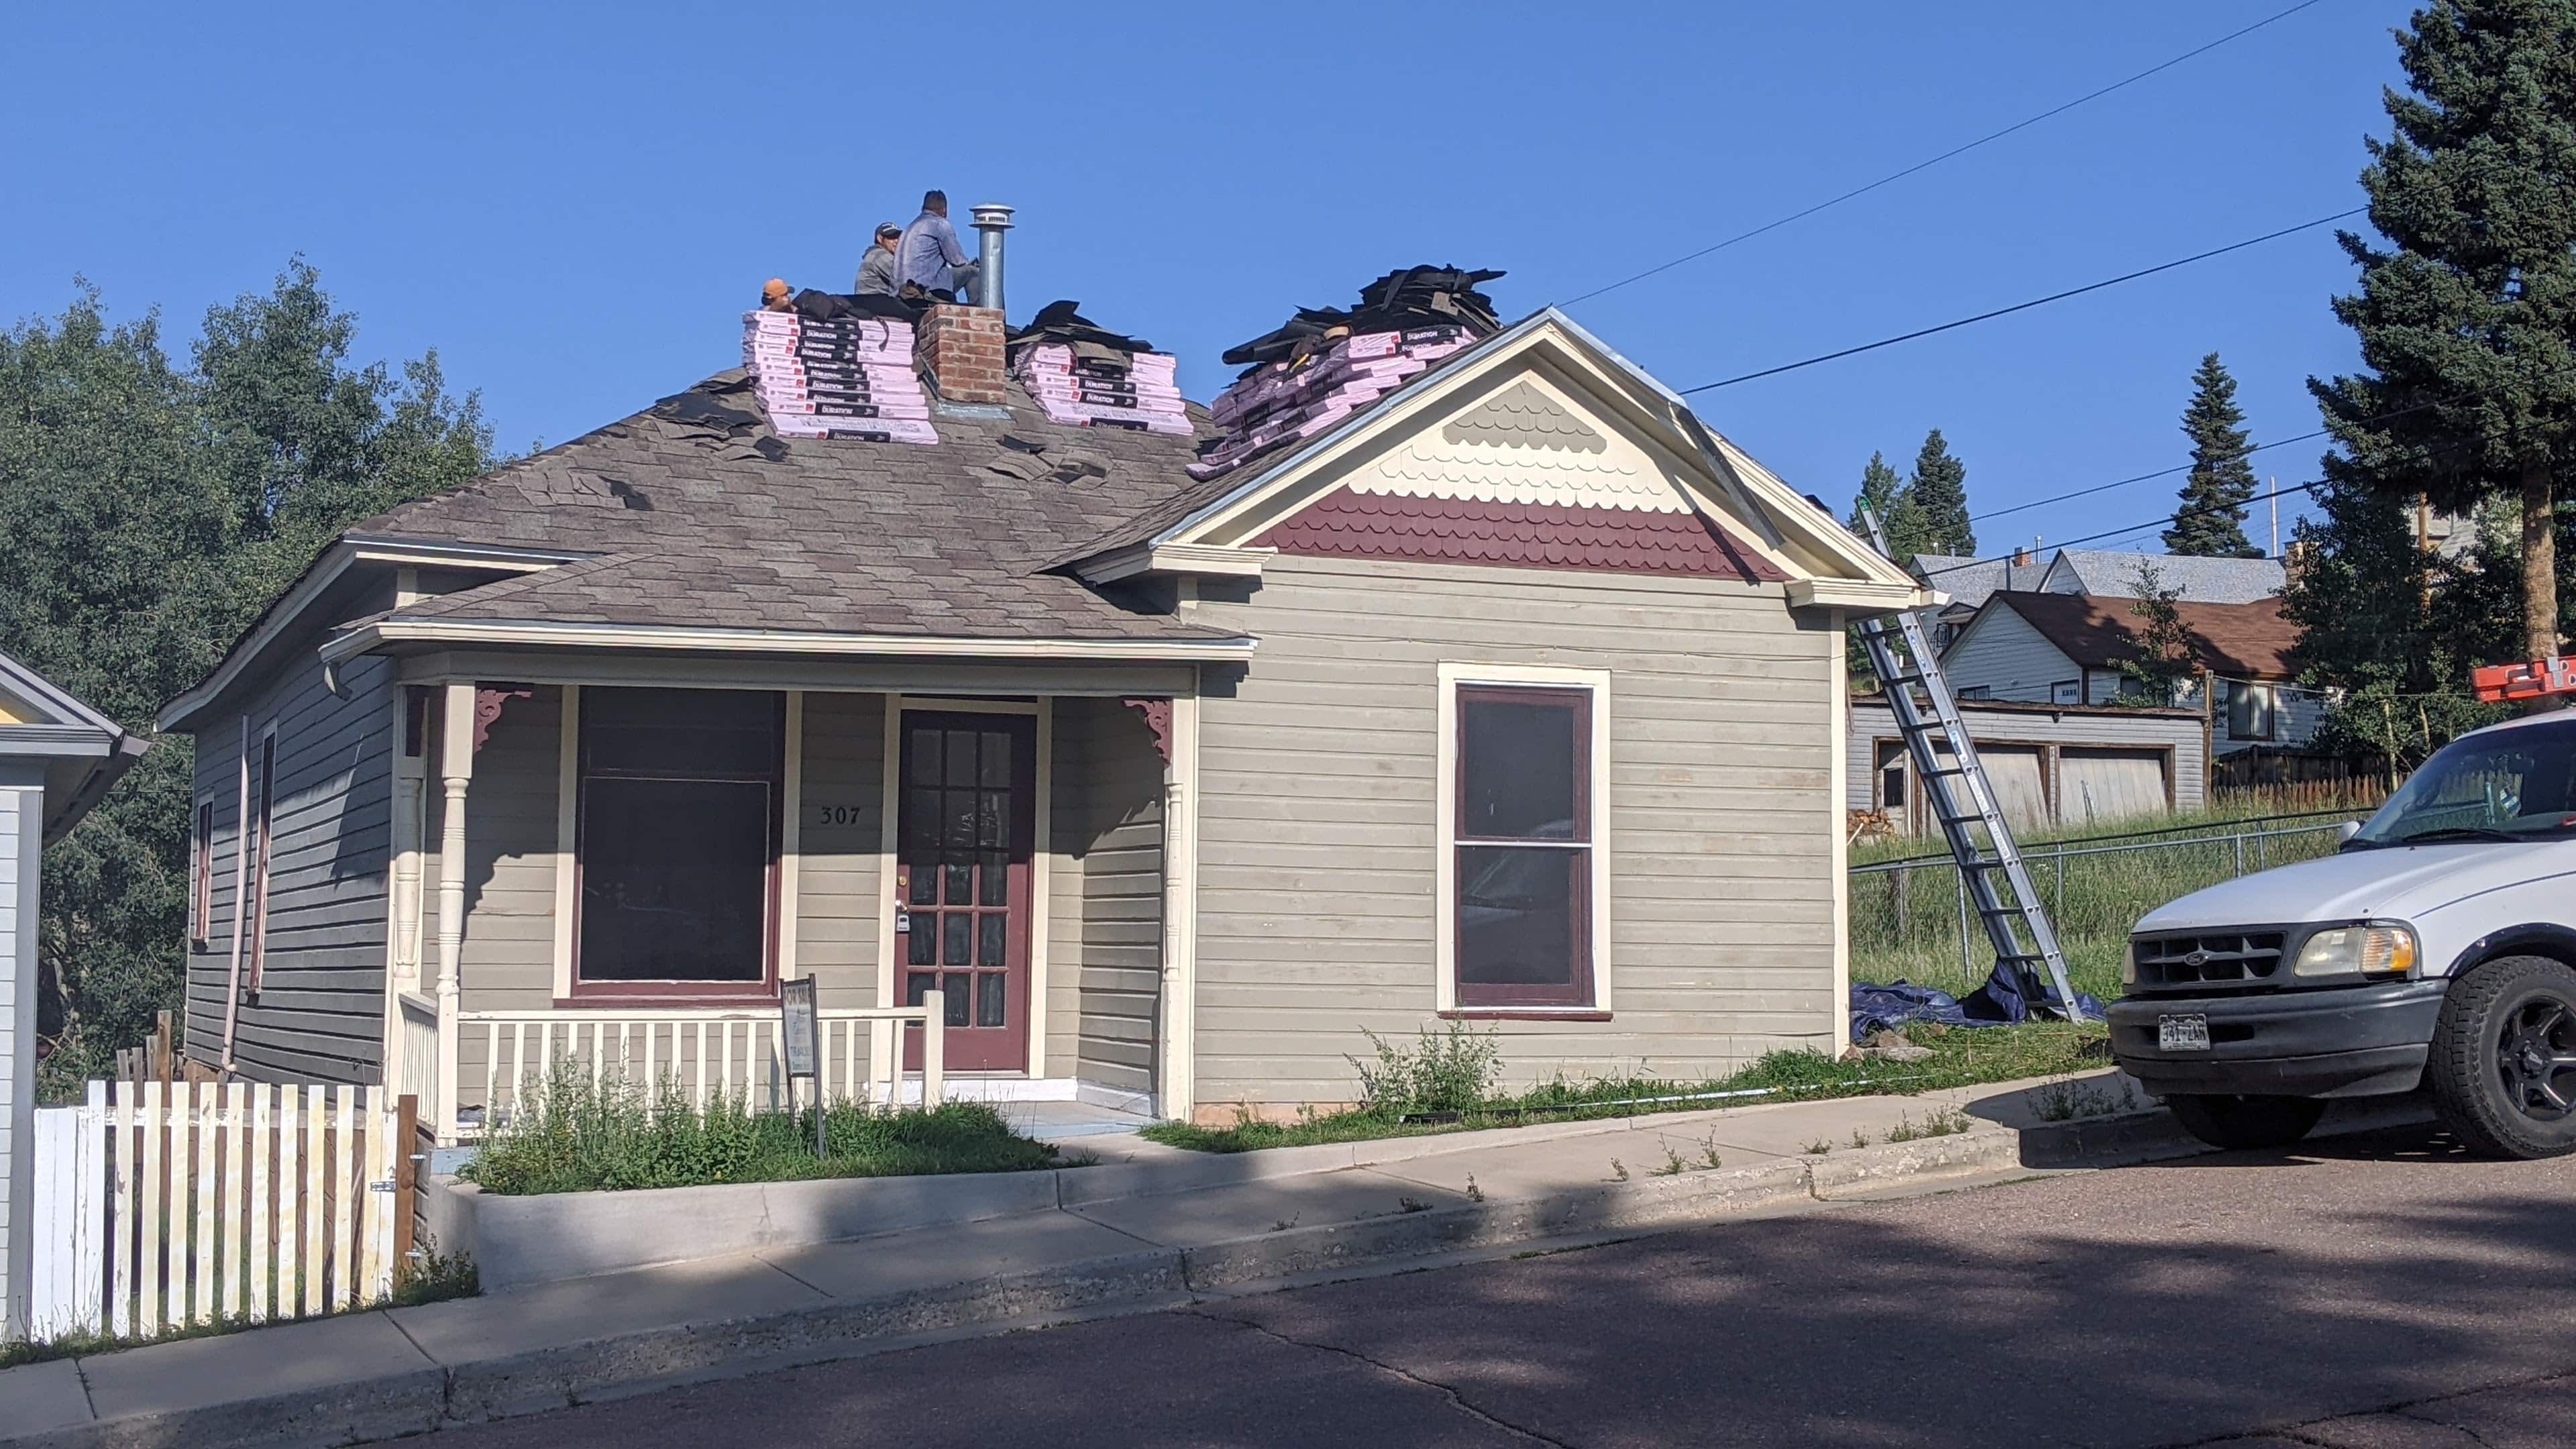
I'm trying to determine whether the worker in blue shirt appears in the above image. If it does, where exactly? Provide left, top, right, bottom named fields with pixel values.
left=896, top=191, right=979, bottom=304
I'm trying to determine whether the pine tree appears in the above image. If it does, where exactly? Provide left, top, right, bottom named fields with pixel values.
left=2164, top=353, right=2261, bottom=557
left=2310, top=0, right=2576, bottom=667
left=1903, top=429, right=1974, bottom=555
left=1846, top=450, right=1906, bottom=547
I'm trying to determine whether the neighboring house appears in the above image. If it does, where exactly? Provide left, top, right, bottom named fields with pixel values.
left=2035, top=549, right=2286, bottom=604
left=1939, top=590, right=2316, bottom=755
left=1909, top=549, right=2049, bottom=651
left=1847, top=696, right=2205, bottom=835
left=0, top=652, right=145, bottom=1342
left=157, top=301, right=1925, bottom=1135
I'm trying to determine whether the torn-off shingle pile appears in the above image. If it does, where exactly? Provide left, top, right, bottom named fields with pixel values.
left=1008, top=300, right=1192, bottom=437
left=1188, top=265, right=1504, bottom=480
left=743, top=294, right=938, bottom=445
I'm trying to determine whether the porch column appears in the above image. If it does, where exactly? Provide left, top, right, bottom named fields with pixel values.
left=433, top=682, right=475, bottom=1142
left=388, top=690, right=427, bottom=994
left=1157, top=688, right=1201, bottom=1122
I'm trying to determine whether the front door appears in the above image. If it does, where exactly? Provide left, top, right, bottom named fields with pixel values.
left=896, top=712, right=1036, bottom=1072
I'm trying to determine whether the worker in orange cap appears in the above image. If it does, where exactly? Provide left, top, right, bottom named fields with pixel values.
left=761, top=278, right=794, bottom=313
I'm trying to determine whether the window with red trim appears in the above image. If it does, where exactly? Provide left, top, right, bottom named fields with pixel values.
left=1452, top=686, right=1593, bottom=1008
left=191, top=799, right=214, bottom=947
left=247, top=733, right=275, bottom=994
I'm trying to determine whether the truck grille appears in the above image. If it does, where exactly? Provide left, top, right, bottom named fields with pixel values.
left=2131, top=930, right=2288, bottom=989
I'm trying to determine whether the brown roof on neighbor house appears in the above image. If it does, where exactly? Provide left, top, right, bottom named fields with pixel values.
left=1972, top=590, right=2298, bottom=680
left=350, top=370, right=1243, bottom=645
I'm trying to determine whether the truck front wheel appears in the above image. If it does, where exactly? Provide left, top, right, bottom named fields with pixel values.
left=2428, top=955, right=2576, bottom=1160
left=2167, top=1093, right=2324, bottom=1150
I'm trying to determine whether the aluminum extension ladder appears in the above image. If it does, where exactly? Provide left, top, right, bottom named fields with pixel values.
left=1855, top=504, right=2086, bottom=1022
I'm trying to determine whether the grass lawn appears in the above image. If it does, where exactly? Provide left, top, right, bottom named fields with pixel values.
left=461, top=1075, right=1065, bottom=1196
left=1140, top=1020, right=2107, bottom=1154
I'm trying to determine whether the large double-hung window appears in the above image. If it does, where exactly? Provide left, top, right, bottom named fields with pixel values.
left=1437, top=665, right=1613, bottom=1013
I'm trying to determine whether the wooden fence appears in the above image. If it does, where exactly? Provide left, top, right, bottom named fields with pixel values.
left=28, top=1083, right=413, bottom=1342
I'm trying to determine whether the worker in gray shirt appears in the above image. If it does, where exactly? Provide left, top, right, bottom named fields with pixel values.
left=855, top=222, right=902, bottom=294
left=896, top=190, right=979, bottom=303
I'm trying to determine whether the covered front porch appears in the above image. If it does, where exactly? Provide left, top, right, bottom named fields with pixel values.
left=370, top=650, right=1203, bottom=1145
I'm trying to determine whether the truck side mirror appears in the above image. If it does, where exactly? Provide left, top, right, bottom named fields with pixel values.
left=2335, top=820, right=2363, bottom=845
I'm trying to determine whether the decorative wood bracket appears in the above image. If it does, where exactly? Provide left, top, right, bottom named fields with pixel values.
left=473, top=684, right=535, bottom=752
left=1122, top=696, right=1173, bottom=765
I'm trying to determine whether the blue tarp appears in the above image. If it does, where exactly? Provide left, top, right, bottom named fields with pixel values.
left=1851, top=969, right=2106, bottom=1041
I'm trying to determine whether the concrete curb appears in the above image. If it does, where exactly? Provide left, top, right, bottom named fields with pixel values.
left=0, top=1095, right=2445, bottom=1449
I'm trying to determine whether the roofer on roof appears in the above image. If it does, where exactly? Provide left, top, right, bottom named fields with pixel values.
left=895, top=190, right=979, bottom=304
left=854, top=222, right=903, bottom=296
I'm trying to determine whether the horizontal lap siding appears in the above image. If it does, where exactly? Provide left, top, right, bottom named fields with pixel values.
left=2, top=786, right=23, bottom=1320
left=1845, top=702, right=2208, bottom=816
left=797, top=692, right=885, bottom=1010
left=1043, top=704, right=1083, bottom=1078
left=187, top=654, right=396, bottom=1083
left=1064, top=697, right=1162, bottom=1096
left=1941, top=607, right=2081, bottom=703
left=1189, top=557, right=1838, bottom=1108
left=449, top=688, right=561, bottom=1012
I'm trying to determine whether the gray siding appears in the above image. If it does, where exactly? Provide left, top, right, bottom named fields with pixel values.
left=186, top=653, right=397, bottom=1083
left=1941, top=606, right=2082, bottom=704
left=1051, top=698, right=1162, bottom=1096
left=1188, top=556, right=1839, bottom=1110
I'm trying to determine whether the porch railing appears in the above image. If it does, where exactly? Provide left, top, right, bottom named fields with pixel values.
left=447, top=999, right=945, bottom=1137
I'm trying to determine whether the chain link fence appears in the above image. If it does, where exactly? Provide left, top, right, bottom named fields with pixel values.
left=1849, top=809, right=2368, bottom=1004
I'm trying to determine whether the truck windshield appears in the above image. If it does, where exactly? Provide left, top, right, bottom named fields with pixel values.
left=2350, top=718, right=2576, bottom=847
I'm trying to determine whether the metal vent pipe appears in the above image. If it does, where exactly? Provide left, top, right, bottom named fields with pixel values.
left=969, top=203, right=1014, bottom=314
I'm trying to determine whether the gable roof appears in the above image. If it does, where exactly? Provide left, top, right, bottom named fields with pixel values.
left=1070, top=307, right=1923, bottom=606
left=2045, top=549, right=2285, bottom=604
left=0, top=649, right=148, bottom=841
left=1911, top=551, right=2050, bottom=613
left=1967, top=590, right=2298, bottom=680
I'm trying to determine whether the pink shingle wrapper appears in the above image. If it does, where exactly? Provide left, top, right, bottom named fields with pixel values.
left=770, top=413, right=941, bottom=445
left=1030, top=397, right=1195, bottom=435
left=1016, top=344, right=1179, bottom=381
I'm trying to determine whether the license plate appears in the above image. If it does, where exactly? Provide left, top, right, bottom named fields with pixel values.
left=2158, top=1014, right=2212, bottom=1053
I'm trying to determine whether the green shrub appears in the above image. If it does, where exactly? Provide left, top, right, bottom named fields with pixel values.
left=1348, top=1022, right=1501, bottom=1116
left=461, top=1059, right=1060, bottom=1195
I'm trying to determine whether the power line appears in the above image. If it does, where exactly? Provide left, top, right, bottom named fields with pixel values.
left=1556, top=0, right=2334, bottom=309
left=1917, top=479, right=2323, bottom=581
left=1678, top=208, right=2363, bottom=394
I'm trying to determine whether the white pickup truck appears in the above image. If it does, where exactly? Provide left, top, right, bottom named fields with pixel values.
left=2110, top=711, right=2576, bottom=1159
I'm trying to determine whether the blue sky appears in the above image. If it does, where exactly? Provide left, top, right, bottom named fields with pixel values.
left=2, top=1, right=2414, bottom=558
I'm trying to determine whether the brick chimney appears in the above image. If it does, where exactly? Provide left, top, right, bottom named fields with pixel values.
left=915, top=305, right=1008, bottom=406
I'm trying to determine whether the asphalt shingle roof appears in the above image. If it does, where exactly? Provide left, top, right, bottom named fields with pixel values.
left=2047, top=549, right=2285, bottom=604
left=1976, top=590, right=2298, bottom=680
left=354, top=368, right=1242, bottom=645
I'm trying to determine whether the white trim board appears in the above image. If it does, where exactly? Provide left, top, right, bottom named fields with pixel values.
left=322, top=617, right=1258, bottom=667
left=1432, top=661, right=1615, bottom=1016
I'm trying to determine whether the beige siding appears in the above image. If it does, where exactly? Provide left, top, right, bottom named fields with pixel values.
left=796, top=692, right=885, bottom=1010
left=445, top=686, right=562, bottom=1012
left=1187, top=555, right=1838, bottom=1109
left=1043, top=703, right=1084, bottom=1078
left=1053, top=697, right=1163, bottom=1097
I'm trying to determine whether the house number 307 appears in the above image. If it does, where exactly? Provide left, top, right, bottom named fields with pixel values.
left=811, top=804, right=865, bottom=827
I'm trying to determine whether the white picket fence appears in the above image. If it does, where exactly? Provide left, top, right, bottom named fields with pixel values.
left=28, top=1082, right=409, bottom=1342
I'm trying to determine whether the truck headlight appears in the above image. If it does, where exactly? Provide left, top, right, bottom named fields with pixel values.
left=2121, top=941, right=2139, bottom=987
left=2294, top=924, right=2418, bottom=979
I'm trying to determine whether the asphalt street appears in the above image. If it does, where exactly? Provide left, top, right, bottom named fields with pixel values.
left=439, top=1122, right=2576, bottom=1448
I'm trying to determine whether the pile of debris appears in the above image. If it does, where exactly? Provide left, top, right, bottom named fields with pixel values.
left=743, top=294, right=938, bottom=445
left=1007, top=301, right=1192, bottom=437
left=1187, top=266, right=1504, bottom=480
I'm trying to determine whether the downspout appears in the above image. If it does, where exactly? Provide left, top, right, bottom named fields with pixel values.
left=221, top=714, right=249, bottom=1073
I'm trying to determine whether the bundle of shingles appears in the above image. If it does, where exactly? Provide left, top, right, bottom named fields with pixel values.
left=1187, top=266, right=1504, bottom=480
left=1007, top=301, right=1193, bottom=437
left=743, top=292, right=938, bottom=444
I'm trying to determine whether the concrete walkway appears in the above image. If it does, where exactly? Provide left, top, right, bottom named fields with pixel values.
left=0, top=1069, right=2422, bottom=1449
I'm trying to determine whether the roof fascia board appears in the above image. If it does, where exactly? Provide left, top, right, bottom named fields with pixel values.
left=1075, top=542, right=1277, bottom=586
left=322, top=617, right=1260, bottom=666
left=1786, top=579, right=1929, bottom=612
left=0, top=725, right=116, bottom=759
left=0, top=651, right=124, bottom=737
left=159, top=537, right=592, bottom=731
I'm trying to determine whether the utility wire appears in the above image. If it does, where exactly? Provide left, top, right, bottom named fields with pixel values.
left=1917, top=479, right=2323, bottom=580
left=1679, top=209, right=2364, bottom=394
left=1556, top=0, right=2334, bottom=309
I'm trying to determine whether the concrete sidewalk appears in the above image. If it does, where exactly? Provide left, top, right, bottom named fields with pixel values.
left=0, top=1069, right=2424, bottom=1449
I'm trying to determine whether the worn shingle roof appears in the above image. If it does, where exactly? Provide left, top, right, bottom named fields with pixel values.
left=2047, top=549, right=2284, bottom=604
left=1911, top=552, right=2050, bottom=612
left=1976, top=590, right=2298, bottom=680
left=353, top=369, right=1241, bottom=645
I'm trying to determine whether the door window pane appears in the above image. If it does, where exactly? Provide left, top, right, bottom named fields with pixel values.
left=979, top=732, right=1011, bottom=786
left=579, top=777, right=770, bottom=981
left=942, top=912, right=971, bottom=965
left=944, top=863, right=973, bottom=905
left=1455, top=845, right=1583, bottom=990
left=909, top=728, right=942, bottom=785
left=907, top=918, right=934, bottom=966
left=945, top=731, right=978, bottom=786
left=942, top=975, right=971, bottom=1026
left=1460, top=694, right=1580, bottom=840
left=979, top=851, right=1008, bottom=906
left=979, top=912, right=1007, bottom=967
left=977, top=972, right=1007, bottom=1028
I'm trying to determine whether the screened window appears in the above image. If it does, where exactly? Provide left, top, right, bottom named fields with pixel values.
left=2225, top=682, right=2277, bottom=741
left=576, top=688, right=782, bottom=991
left=1452, top=685, right=1595, bottom=1008
left=248, top=733, right=274, bottom=993
left=191, top=800, right=214, bottom=948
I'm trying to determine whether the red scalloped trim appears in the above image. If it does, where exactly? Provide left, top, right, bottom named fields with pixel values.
left=1250, top=490, right=1788, bottom=582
